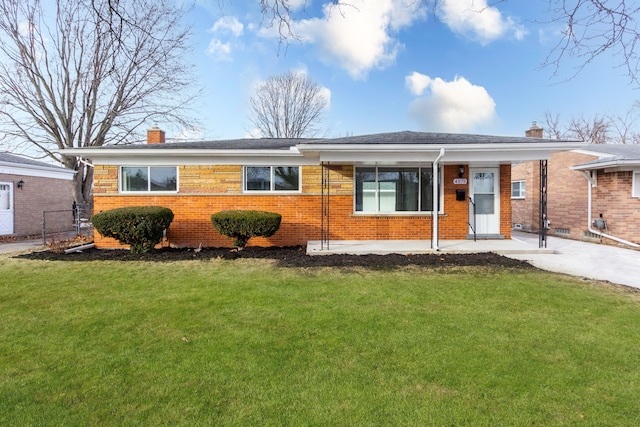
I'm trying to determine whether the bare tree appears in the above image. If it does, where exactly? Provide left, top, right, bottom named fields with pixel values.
left=543, top=111, right=564, bottom=139
left=567, top=114, right=612, bottom=144
left=609, top=105, right=640, bottom=143
left=0, top=0, right=198, bottom=202
left=543, top=110, right=640, bottom=143
left=248, top=71, right=328, bottom=138
left=543, top=0, right=640, bottom=85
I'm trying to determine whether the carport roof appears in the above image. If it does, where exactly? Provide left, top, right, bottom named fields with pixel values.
left=572, top=144, right=640, bottom=171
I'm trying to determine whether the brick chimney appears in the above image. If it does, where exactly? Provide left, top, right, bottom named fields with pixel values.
left=525, top=121, right=543, bottom=138
left=147, top=126, right=165, bottom=144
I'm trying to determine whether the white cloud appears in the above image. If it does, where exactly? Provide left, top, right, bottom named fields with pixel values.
left=210, top=16, right=244, bottom=37
left=207, top=39, right=232, bottom=61
left=280, top=0, right=427, bottom=79
left=405, top=71, right=432, bottom=96
left=206, top=16, right=244, bottom=61
left=406, top=73, right=496, bottom=132
left=437, top=0, right=527, bottom=45
left=319, top=86, right=332, bottom=110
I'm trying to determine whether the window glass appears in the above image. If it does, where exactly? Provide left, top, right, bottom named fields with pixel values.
left=420, top=169, right=434, bottom=211
left=633, top=172, right=640, bottom=198
left=511, top=181, right=525, bottom=199
left=474, top=173, right=494, bottom=193
left=475, top=194, right=495, bottom=214
left=121, top=167, right=177, bottom=192
left=274, top=167, right=299, bottom=191
left=122, top=167, right=148, bottom=191
left=246, top=166, right=271, bottom=191
left=150, top=167, right=177, bottom=191
left=356, top=166, right=435, bottom=213
left=355, top=167, right=376, bottom=211
left=245, top=166, right=300, bottom=191
left=378, top=168, right=419, bottom=211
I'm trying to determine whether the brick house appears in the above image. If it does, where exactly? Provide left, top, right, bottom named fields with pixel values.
left=512, top=143, right=640, bottom=247
left=0, top=152, right=76, bottom=237
left=67, top=127, right=582, bottom=249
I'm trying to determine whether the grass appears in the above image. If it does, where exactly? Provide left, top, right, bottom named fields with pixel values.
left=1, top=256, right=639, bottom=425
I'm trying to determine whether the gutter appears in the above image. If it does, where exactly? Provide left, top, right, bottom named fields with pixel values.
left=432, top=148, right=445, bottom=250
left=579, top=171, right=640, bottom=248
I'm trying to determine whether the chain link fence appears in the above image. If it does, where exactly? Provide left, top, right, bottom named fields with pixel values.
left=42, top=202, right=94, bottom=245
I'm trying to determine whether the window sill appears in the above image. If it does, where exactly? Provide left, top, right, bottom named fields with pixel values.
left=242, top=191, right=302, bottom=195
left=120, top=191, right=179, bottom=195
left=352, top=212, right=443, bottom=217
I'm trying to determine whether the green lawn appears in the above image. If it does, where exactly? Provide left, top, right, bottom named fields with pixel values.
left=1, top=256, right=639, bottom=425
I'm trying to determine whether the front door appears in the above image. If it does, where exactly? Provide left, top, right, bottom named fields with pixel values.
left=0, top=182, right=14, bottom=235
left=469, top=168, right=500, bottom=235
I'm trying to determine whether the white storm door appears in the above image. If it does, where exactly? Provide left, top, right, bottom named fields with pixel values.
left=0, top=182, right=14, bottom=235
left=469, top=169, right=500, bottom=235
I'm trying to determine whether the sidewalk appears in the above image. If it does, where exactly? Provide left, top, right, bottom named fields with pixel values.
left=0, top=238, right=45, bottom=255
left=507, top=231, right=640, bottom=289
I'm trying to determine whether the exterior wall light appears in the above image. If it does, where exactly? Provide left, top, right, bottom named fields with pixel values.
left=458, top=165, right=465, bottom=178
left=17, top=179, right=25, bottom=190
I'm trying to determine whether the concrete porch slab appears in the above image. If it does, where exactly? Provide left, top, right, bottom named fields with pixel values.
left=306, top=238, right=556, bottom=255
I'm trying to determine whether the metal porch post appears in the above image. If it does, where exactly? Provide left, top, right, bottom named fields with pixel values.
left=539, top=160, right=548, bottom=248
left=321, top=162, right=330, bottom=250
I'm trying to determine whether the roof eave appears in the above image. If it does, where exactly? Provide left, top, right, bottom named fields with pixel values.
left=0, top=161, right=76, bottom=180
left=572, top=159, right=640, bottom=171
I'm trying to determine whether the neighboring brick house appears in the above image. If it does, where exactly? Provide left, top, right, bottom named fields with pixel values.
left=0, top=152, right=76, bottom=237
left=512, top=144, right=640, bottom=247
left=66, top=127, right=582, bottom=249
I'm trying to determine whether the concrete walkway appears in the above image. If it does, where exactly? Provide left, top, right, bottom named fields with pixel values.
left=0, top=238, right=45, bottom=255
left=307, top=238, right=554, bottom=255
left=507, top=231, right=640, bottom=289
left=308, top=232, right=640, bottom=289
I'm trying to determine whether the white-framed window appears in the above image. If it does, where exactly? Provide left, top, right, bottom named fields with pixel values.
left=354, top=166, right=439, bottom=213
left=511, top=180, right=525, bottom=199
left=120, top=166, right=178, bottom=192
left=633, top=171, right=640, bottom=198
left=244, top=166, right=301, bottom=192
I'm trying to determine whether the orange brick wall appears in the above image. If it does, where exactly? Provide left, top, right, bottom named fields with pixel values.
left=93, top=163, right=513, bottom=248
left=500, top=164, right=512, bottom=239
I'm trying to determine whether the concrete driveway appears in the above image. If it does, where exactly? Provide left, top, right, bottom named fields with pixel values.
left=509, top=231, right=640, bottom=289
left=0, top=239, right=45, bottom=255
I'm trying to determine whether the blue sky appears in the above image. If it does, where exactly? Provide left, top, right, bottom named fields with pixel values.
left=177, top=0, right=639, bottom=141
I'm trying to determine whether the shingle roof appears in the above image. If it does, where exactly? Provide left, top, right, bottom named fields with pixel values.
left=303, top=131, right=563, bottom=145
left=106, top=138, right=321, bottom=150
left=0, top=152, right=67, bottom=169
left=79, top=131, right=575, bottom=152
left=573, top=144, right=640, bottom=169
left=578, top=144, right=640, bottom=159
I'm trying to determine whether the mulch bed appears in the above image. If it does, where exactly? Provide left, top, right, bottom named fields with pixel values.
left=17, top=245, right=537, bottom=270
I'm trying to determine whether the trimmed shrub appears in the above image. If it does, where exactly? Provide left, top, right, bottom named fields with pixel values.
left=211, top=210, right=282, bottom=248
left=92, top=206, right=174, bottom=253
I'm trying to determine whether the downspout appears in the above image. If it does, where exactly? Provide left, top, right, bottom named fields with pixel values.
left=432, top=148, right=445, bottom=250
left=580, top=171, right=640, bottom=248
